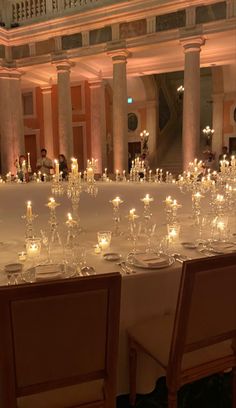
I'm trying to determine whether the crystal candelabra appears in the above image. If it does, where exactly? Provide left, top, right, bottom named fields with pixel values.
left=67, top=186, right=82, bottom=231
left=148, top=170, right=152, bottom=183
left=46, top=197, right=63, bottom=262
left=202, top=125, right=214, bottom=147
left=192, top=191, right=204, bottom=224
left=22, top=201, right=38, bottom=238
left=65, top=212, right=78, bottom=247
left=46, top=197, right=60, bottom=240
left=140, top=194, right=153, bottom=231
left=164, top=197, right=181, bottom=224
left=115, top=170, right=120, bottom=182
left=110, top=196, right=124, bottom=236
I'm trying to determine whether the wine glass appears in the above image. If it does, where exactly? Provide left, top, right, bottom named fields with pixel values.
left=145, top=223, right=157, bottom=253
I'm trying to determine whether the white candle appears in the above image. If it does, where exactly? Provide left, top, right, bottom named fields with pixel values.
left=111, top=196, right=123, bottom=207
left=54, top=159, right=59, bottom=176
left=129, top=208, right=139, bottom=221
left=141, top=194, right=154, bottom=206
left=26, top=201, right=32, bottom=217
left=165, top=196, right=173, bottom=206
left=27, top=152, right=31, bottom=169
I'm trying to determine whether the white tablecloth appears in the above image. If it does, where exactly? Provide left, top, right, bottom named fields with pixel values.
left=0, top=181, right=229, bottom=394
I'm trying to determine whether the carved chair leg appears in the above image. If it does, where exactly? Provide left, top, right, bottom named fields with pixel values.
left=168, top=389, right=178, bottom=408
left=129, top=339, right=137, bottom=407
left=232, top=368, right=236, bottom=408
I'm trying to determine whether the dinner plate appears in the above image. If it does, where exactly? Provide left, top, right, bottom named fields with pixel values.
left=103, top=252, right=122, bottom=262
left=126, top=252, right=174, bottom=269
left=22, top=264, right=76, bottom=283
left=198, top=241, right=236, bottom=255
left=181, top=242, right=198, bottom=249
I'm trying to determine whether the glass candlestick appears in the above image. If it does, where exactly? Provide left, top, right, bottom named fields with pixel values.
left=65, top=213, right=78, bottom=247
left=192, top=191, right=204, bottom=224
left=141, top=194, right=154, bottom=233
left=22, top=201, right=38, bottom=238
left=110, top=197, right=124, bottom=236
left=46, top=198, right=63, bottom=262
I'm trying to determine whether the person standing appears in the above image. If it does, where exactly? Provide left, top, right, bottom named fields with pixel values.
left=36, top=148, right=53, bottom=177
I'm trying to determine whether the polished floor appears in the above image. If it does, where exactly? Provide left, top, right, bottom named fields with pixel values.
left=117, top=373, right=231, bottom=407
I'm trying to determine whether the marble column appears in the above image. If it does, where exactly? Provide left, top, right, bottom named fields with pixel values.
left=181, top=37, right=205, bottom=170
left=212, top=93, right=224, bottom=158
left=0, top=67, right=24, bottom=174
left=109, top=50, right=130, bottom=172
left=56, top=60, right=73, bottom=160
left=41, top=86, right=54, bottom=159
left=146, top=100, right=158, bottom=168
left=89, top=80, right=106, bottom=173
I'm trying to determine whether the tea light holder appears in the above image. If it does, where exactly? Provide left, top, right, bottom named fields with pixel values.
left=26, top=237, right=41, bottom=260
left=97, top=231, right=112, bottom=251
left=167, top=223, right=180, bottom=244
left=18, top=251, right=27, bottom=262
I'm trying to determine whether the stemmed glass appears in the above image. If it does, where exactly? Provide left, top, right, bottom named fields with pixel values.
left=145, top=223, right=157, bottom=253
left=130, top=222, right=142, bottom=254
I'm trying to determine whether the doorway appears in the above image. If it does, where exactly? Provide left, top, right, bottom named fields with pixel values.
left=128, top=141, right=141, bottom=171
left=24, top=134, right=37, bottom=172
left=229, top=137, right=236, bottom=155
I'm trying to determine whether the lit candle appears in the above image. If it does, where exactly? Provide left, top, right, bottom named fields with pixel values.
left=27, top=243, right=40, bottom=257
left=99, top=238, right=110, bottom=250
left=54, top=159, right=59, bottom=176
left=111, top=196, right=123, bottom=207
left=129, top=208, right=139, bottom=221
left=27, top=152, right=31, bottom=169
left=47, top=197, right=59, bottom=209
left=18, top=251, right=27, bottom=261
left=165, top=196, right=173, bottom=206
left=141, top=194, right=154, bottom=206
left=26, top=201, right=32, bottom=217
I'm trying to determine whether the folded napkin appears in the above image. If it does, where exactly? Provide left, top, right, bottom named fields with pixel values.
left=133, top=254, right=169, bottom=268
left=35, top=264, right=63, bottom=281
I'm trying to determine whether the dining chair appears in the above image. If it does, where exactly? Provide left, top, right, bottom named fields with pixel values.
left=0, top=272, right=121, bottom=408
left=127, top=253, right=236, bottom=407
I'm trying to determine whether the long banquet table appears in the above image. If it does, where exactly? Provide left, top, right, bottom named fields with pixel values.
left=0, top=181, right=233, bottom=395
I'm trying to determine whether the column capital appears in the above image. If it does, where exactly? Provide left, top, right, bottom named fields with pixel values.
left=41, top=86, right=52, bottom=95
left=52, top=54, right=75, bottom=73
left=88, top=79, right=104, bottom=89
left=108, top=49, right=131, bottom=63
left=180, top=36, right=205, bottom=53
left=0, top=66, right=23, bottom=79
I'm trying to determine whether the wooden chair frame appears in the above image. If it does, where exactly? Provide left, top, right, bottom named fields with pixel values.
left=0, top=273, right=121, bottom=408
left=128, top=253, right=236, bottom=407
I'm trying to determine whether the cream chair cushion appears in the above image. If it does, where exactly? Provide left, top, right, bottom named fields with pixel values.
left=17, top=379, right=104, bottom=408
left=128, top=314, right=233, bottom=371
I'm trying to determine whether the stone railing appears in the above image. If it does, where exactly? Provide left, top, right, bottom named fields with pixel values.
left=1, top=0, right=122, bottom=26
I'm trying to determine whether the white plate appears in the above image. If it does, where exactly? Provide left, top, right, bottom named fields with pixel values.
left=103, top=253, right=122, bottom=262
left=181, top=242, right=198, bottom=249
left=22, top=264, right=76, bottom=283
left=126, top=253, right=175, bottom=269
left=5, top=263, right=23, bottom=273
